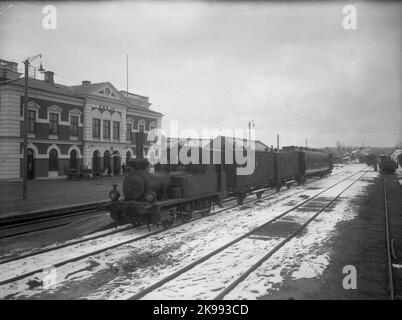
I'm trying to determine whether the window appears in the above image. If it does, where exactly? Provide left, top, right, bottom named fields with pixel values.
left=113, top=121, right=120, bottom=140
left=92, top=150, right=101, bottom=172
left=104, top=150, right=111, bottom=173
left=69, top=150, right=78, bottom=170
left=49, top=113, right=58, bottom=135
left=70, top=115, right=79, bottom=137
left=93, top=119, right=100, bottom=138
left=126, top=123, right=132, bottom=141
left=28, top=110, right=36, bottom=134
left=139, top=123, right=145, bottom=133
left=49, top=149, right=58, bottom=171
left=103, top=120, right=110, bottom=139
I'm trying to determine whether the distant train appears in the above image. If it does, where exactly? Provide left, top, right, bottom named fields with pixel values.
left=109, top=136, right=333, bottom=228
left=378, top=155, right=397, bottom=174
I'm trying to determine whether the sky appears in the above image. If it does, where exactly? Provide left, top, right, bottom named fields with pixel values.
left=0, top=0, right=401, bottom=148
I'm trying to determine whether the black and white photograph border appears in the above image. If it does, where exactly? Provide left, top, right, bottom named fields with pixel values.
left=0, top=0, right=401, bottom=304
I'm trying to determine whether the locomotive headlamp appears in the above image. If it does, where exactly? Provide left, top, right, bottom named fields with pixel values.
left=109, top=184, right=120, bottom=201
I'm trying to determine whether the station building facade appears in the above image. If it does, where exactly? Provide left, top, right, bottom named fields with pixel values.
left=0, top=59, right=162, bottom=181
left=70, top=81, right=162, bottom=176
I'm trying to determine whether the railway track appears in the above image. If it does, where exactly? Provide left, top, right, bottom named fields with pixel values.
left=0, top=202, right=109, bottom=229
left=0, top=203, right=109, bottom=240
left=127, top=169, right=366, bottom=300
left=0, top=168, right=354, bottom=288
left=383, top=178, right=396, bottom=300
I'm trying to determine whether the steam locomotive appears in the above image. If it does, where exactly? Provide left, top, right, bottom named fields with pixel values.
left=109, top=136, right=333, bottom=228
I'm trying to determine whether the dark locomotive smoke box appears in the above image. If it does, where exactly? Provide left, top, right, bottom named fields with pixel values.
left=0, top=0, right=401, bottom=308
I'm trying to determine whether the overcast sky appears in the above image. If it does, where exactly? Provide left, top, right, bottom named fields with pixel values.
left=0, top=1, right=401, bottom=147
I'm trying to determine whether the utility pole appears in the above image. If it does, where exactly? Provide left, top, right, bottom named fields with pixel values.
left=248, top=120, right=255, bottom=146
left=22, top=54, right=44, bottom=200
left=22, top=59, right=28, bottom=200
left=126, top=54, right=128, bottom=97
left=277, top=134, right=279, bottom=151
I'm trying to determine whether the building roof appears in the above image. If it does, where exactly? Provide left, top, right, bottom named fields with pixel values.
left=71, top=81, right=163, bottom=116
left=192, top=136, right=270, bottom=151
left=165, top=137, right=212, bottom=148
left=0, top=57, right=163, bottom=116
left=4, top=77, right=77, bottom=98
left=69, top=82, right=113, bottom=96
left=391, top=149, right=402, bottom=161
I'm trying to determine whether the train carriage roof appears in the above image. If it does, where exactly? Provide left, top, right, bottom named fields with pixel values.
left=282, top=146, right=323, bottom=152
left=206, top=136, right=270, bottom=151
left=163, top=135, right=270, bottom=152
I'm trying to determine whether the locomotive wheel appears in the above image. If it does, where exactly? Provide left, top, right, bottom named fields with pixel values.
left=237, top=191, right=247, bottom=205
left=180, top=211, right=193, bottom=222
left=200, top=201, right=212, bottom=216
left=161, top=218, right=174, bottom=229
left=181, top=202, right=195, bottom=222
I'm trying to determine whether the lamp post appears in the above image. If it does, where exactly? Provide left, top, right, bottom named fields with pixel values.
left=22, top=54, right=44, bottom=200
left=248, top=120, right=255, bottom=142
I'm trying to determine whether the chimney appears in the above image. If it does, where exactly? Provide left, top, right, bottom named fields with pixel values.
left=82, top=80, right=91, bottom=85
left=44, top=71, right=54, bottom=84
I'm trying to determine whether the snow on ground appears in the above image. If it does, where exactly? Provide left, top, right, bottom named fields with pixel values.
left=139, top=170, right=368, bottom=299
left=0, top=165, right=363, bottom=299
left=0, top=214, right=131, bottom=263
left=224, top=171, right=377, bottom=299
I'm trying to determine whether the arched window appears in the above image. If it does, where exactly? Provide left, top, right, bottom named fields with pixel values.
left=92, top=150, right=101, bottom=172
left=49, top=149, right=58, bottom=171
left=70, top=149, right=78, bottom=170
left=104, top=150, right=111, bottom=173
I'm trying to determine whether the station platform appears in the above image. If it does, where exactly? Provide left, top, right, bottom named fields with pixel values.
left=0, top=176, right=123, bottom=219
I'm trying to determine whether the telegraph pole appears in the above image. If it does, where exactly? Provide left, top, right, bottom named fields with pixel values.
left=22, top=54, right=44, bottom=200
left=126, top=54, right=128, bottom=97
left=22, top=59, right=28, bottom=200
left=248, top=120, right=255, bottom=141
left=277, top=134, right=279, bottom=151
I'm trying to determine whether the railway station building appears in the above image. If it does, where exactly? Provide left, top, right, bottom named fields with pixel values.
left=0, top=58, right=162, bottom=181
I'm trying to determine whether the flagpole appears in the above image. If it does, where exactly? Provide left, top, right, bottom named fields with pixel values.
left=126, top=54, right=128, bottom=97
